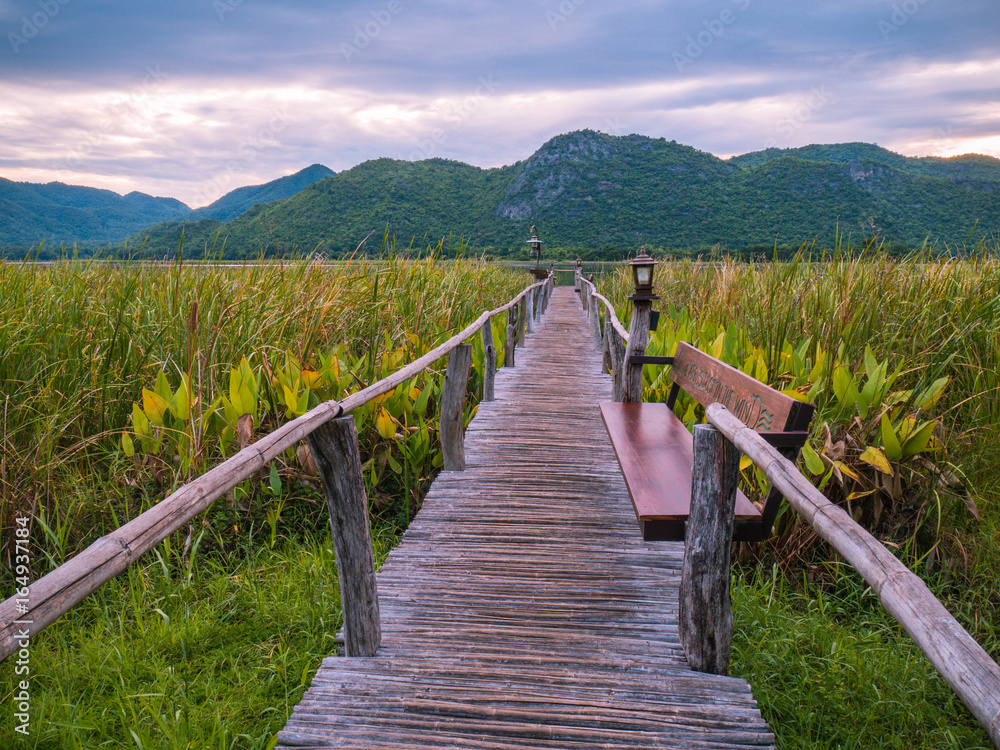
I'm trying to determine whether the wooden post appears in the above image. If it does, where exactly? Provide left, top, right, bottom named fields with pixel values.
left=504, top=307, right=517, bottom=367
left=481, top=319, right=496, bottom=402
left=610, top=328, right=627, bottom=402
left=306, top=415, right=381, bottom=657
left=526, top=289, right=535, bottom=334
left=601, top=315, right=613, bottom=375
left=706, top=402, right=1000, bottom=747
left=581, top=282, right=590, bottom=313
left=589, top=299, right=602, bottom=351
left=440, top=344, right=472, bottom=471
left=621, top=300, right=651, bottom=402
left=679, top=423, right=739, bottom=675
left=518, top=296, right=527, bottom=347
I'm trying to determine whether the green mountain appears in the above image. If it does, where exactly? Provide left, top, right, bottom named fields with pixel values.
left=129, top=131, right=1000, bottom=258
left=0, top=178, right=189, bottom=246
left=189, top=164, right=335, bottom=222
left=0, top=164, right=335, bottom=253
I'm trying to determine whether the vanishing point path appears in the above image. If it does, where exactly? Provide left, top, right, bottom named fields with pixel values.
left=276, top=286, right=775, bottom=749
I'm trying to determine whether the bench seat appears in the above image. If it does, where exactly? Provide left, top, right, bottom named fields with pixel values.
left=600, top=402, right=762, bottom=542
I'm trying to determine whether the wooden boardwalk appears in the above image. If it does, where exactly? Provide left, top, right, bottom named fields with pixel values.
left=277, top=286, right=775, bottom=749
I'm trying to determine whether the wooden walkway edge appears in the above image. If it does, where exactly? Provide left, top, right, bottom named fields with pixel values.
left=276, top=286, right=775, bottom=749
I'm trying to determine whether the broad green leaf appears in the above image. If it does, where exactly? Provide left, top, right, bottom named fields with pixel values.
left=172, top=374, right=191, bottom=421
left=154, top=370, right=172, bottom=402
left=739, top=454, right=753, bottom=472
left=269, top=462, right=282, bottom=495
left=859, top=446, right=893, bottom=475
left=800, top=441, right=826, bottom=476
left=131, top=402, right=152, bottom=437
left=832, top=365, right=858, bottom=412
left=901, top=420, right=938, bottom=457
left=881, top=413, right=903, bottom=462
left=282, top=384, right=298, bottom=415
left=142, top=388, right=169, bottom=426
left=376, top=407, right=396, bottom=440
left=121, top=431, right=135, bottom=457
left=386, top=451, right=403, bottom=475
left=915, top=377, right=949, bottom=410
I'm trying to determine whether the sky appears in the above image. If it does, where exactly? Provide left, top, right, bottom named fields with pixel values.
left=1, top=0, right=998, bottom=208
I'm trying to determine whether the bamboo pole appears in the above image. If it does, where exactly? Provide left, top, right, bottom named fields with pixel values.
left=0, top=279, right=547, bottom=664
left=706, top=402, right=1000, bottom=749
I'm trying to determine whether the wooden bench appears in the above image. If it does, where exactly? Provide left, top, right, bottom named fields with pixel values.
left=600, top=342, right=815, bottom=542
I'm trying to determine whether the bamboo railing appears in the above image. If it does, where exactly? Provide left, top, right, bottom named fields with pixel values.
left=577, top=272, right=1000, bottom=748
left=0, top=274, right=555, bottom=663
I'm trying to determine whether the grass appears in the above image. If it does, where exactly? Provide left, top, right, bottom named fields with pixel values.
left=732, top=565, right=993, bottom=750
left=2, top=248, right=999, bottom=748
left=1, top=529, right=400, bottom=749
left=596, top=246, right=1000, bottom=748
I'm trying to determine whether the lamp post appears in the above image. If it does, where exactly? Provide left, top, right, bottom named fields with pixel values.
left=622, top=246, right=659, bottom=403
left=527, top=226, right=548, bottom=280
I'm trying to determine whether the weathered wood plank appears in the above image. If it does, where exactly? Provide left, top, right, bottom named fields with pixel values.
left=482, top=318, right=496, bottom=402
left=306, top=416, right=381, bottom=657
left=440, top=344, right=472, bottom=471
left=277, top=288, right=774, bottom=750
left=679, top=424, right=738, bottom=675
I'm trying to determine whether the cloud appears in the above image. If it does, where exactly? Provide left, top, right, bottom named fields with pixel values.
left=0, top=0, right=997, bottom=205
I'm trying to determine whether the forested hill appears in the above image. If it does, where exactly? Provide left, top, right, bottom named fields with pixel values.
left=0, top=164, right=334, bottom=252
left=127, top=131, right=1000, bottom=258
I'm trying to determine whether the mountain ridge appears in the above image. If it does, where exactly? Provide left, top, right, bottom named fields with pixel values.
left=5, top=132, right=999, bottom=257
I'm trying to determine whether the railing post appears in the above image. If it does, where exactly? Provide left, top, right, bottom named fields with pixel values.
left=601, top=316, right=613, bottom=375
left=518, top=295, right=527, bottom=347
left=526, top=289, right=535, bottom=334
left=581, top=281, right=590, bottom=313
left=679, top=424, right=739, bottom=675
left=481, top=319, right=496, bottom=402
left=306, top=415, right=381, bottom=657
left=589, top=298, right=602, bottom=351
left=621, top=299, right=651, bottom=402
left=504, top=306, right=517, bottom=367
left=610, top=328, right=627, bottom=401
left=440, top=344, right=472, bottom=471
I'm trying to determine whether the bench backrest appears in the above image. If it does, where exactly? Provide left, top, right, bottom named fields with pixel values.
left=668, top=342, right=814, bottom=433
